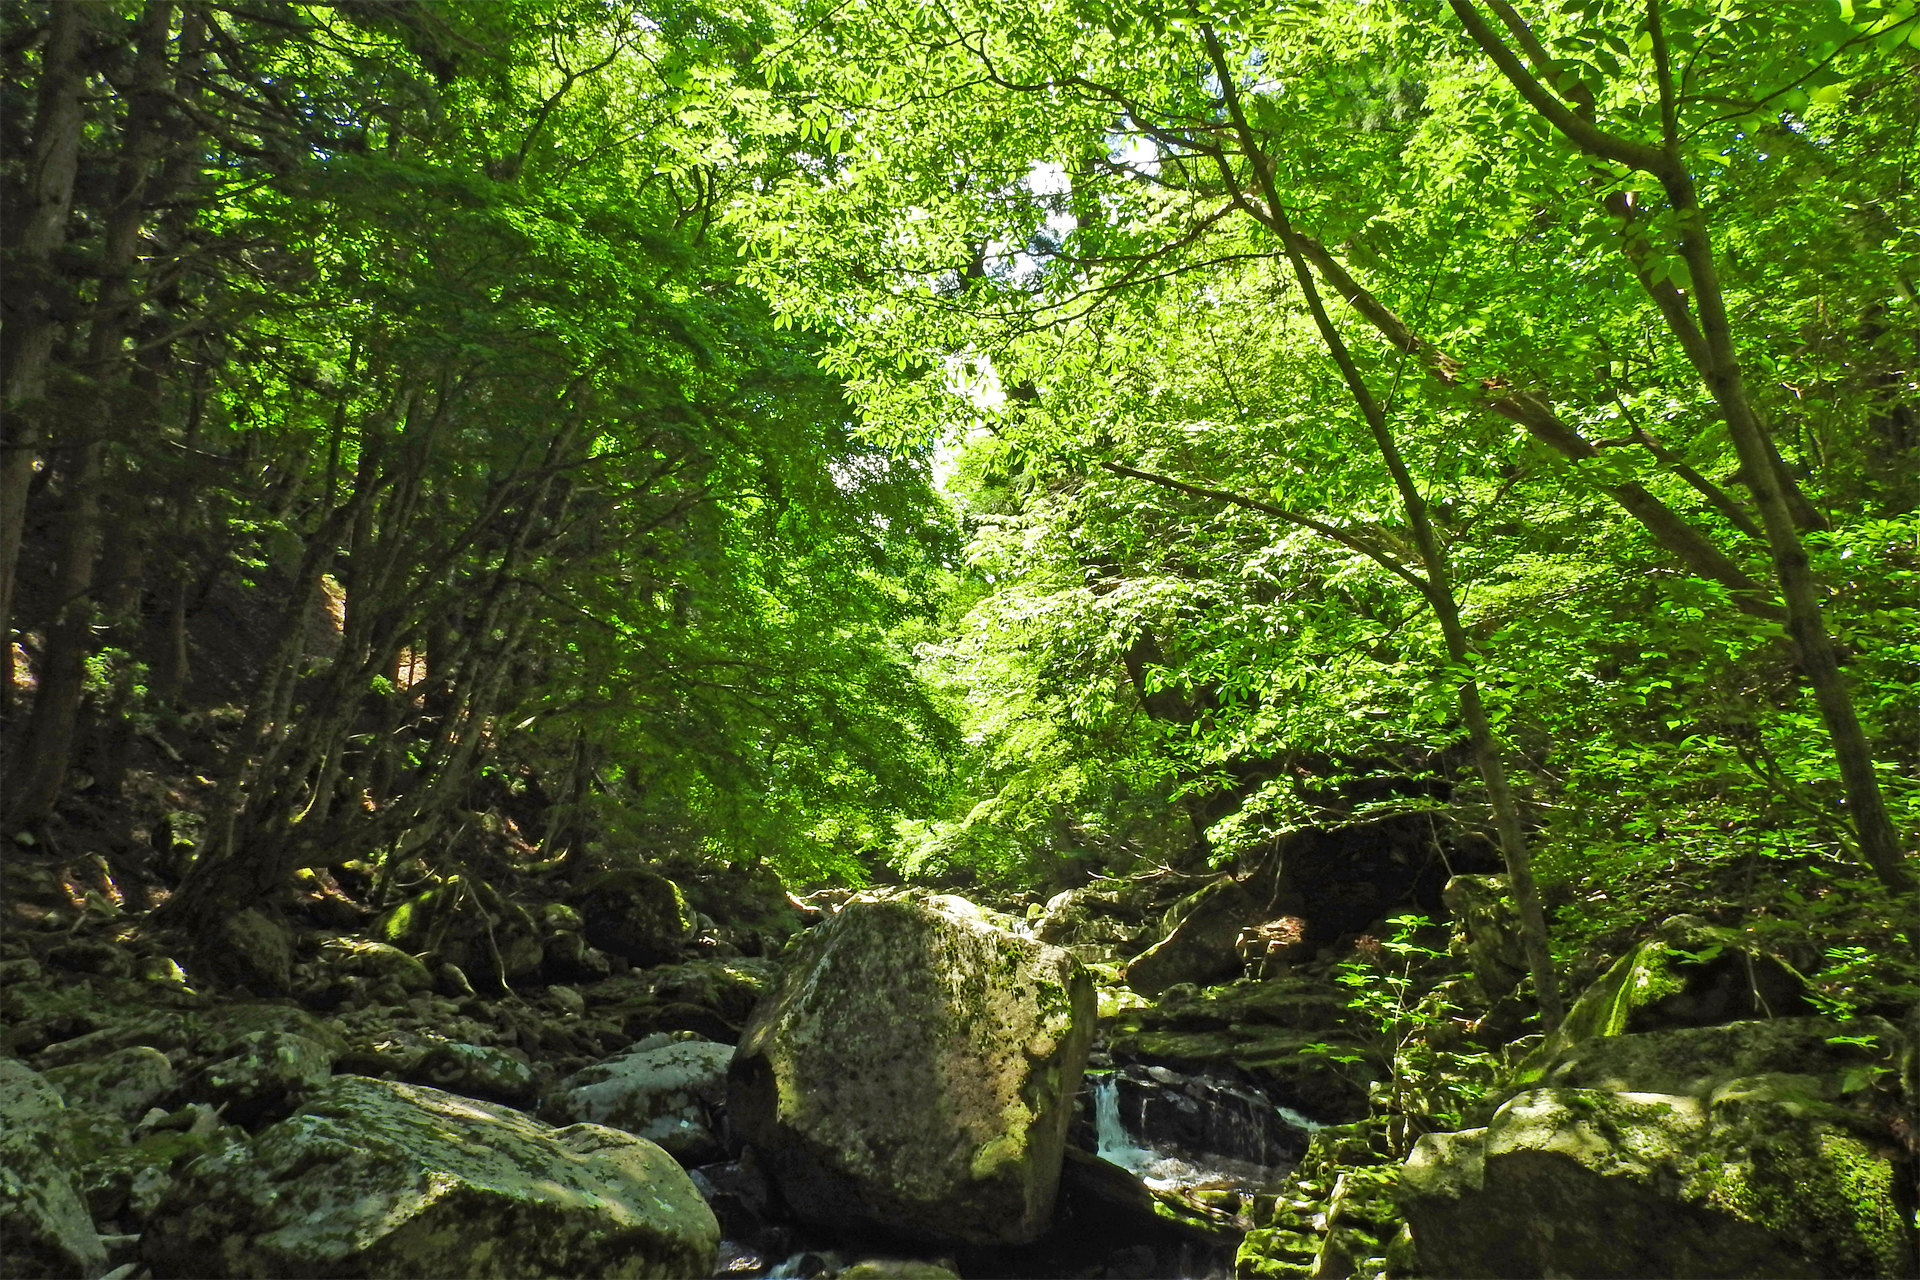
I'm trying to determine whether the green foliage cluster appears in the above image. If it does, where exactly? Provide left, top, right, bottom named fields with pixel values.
left=703, top=0, right=1919, bottom=925
left=0, top=0, right=959, bottom=909
left=4, top=0, right=1915, bottom=944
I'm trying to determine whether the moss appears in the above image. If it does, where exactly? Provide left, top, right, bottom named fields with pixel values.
left=1689, top=1127, right=1909, bottom=1277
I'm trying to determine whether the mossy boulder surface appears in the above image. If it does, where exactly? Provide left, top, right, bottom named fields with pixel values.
left=728, top=891, right=1096, bottom=1245
left=1402, top=1005, right=1917, bottom=1280
left=1514, top=915, right=1811, bottom=1084
left=0, top=1057, right=107, bottom=1279
left=141, top=1074, right=719, bottom=1279
left=1402, top=1082, right=1913, bottom=1278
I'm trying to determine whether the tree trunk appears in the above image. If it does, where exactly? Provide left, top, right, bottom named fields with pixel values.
left=1, top=0, right=93, bottom=716
left=5, top=0, right=177, bottom=826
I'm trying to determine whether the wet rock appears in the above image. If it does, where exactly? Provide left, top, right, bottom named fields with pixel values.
left=1400, top=1081, right=1912, bottom=1279
left=44, top=1045, right=177, bottom=1122
left=0, top=1057, right=107, bottom=1279
left=184, top=1030, right=334, bottom=1127
left=143, top=1075, right=720, bottom=1279
left=1095, top=1066, right=1312, bottom=1171
left=579, top=868, right=696, bottom=966
left=729, top=892, right=1096, bottom=1245
left=1107, top=980, right=1375, bottom=1121
left=547, top=1038, right=732, bottom=1163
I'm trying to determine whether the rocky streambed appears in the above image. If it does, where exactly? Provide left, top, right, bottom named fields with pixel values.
left=3, top=856, right=1914, bottom=1280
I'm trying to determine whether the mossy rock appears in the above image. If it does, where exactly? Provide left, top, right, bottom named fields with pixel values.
left=729, top=892, right=1095, bottom=1245
left=142, top=1076, right=719, bottom=1278
left=577, top=868, right=696, bottom=966
left=1514, top=915, right=1812, bottom=1085
left=1401, top=1083, right=1914, bottom=1278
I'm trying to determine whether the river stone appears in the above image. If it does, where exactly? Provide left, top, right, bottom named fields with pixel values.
left=548, top=1039, right=733, bottom=1162
left=0, top=1057, right=107, bottom=1279
left=729, top=891, right=1096, bottom=1245
left=142, top=1074, right=719, bottom=1279
left=1400, top=1084, right=1912, bottom=1278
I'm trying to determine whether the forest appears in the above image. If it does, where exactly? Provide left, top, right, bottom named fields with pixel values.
left=1, top=0, right=1916, bottom=1278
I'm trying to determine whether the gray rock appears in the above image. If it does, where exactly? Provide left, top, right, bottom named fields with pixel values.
left=729, top=891, right=1095, bottom=1245
left=45, top=1046, right=177, bottom=1122
left=0, top=1057, right=107, bottom=1279
left=549, top=1040, right=733, bottom=1162
left=142, top=1075, right=719, bottom=1279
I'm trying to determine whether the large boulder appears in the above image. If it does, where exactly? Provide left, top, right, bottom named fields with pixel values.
left=1402, top=1012, right=1916, bottom=1278
left=728, top=892, right=1096, bottom=1245
left=142, top=1075, right=719, bottom=1279
left=0, top=1058, right=107, bottom=1279
left=1401, top=1083, right=1912, bottom=1278
left=547, top=1037, right=734, bottom=1163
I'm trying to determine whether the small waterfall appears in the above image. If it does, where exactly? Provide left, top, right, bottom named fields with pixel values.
left=1084, top=1065, right=1323, bottom=1192
left=1092, top=1073, right=1159, bottom=1174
